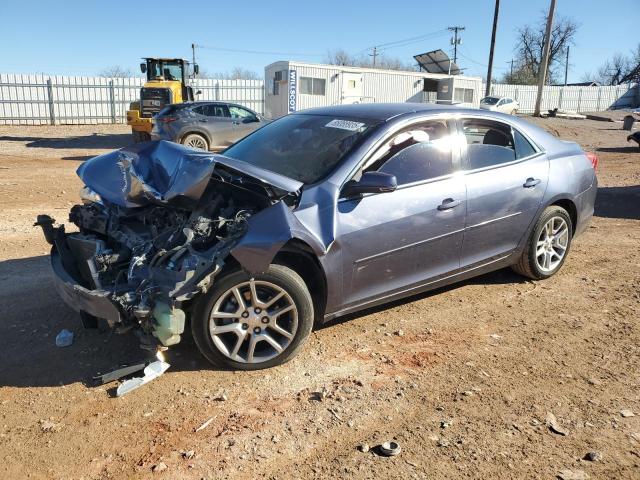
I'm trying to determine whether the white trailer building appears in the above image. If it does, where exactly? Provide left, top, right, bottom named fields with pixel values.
left=264, top=60, right=482, bottom=119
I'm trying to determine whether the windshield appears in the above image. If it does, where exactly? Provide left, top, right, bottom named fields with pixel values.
left=480, top=96, right=500, bottom=105
left=223, top=114, right=379, bottom=184
left=148, top=61, right=183, bottom=82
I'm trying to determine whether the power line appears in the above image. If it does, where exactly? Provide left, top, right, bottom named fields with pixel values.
left=193, top=44, right=323, bottom=58
left=356, top=29, right=449, bottom=56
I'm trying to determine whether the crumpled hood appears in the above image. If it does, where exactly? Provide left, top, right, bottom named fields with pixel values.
left=77, top=140, right=303, bottom=209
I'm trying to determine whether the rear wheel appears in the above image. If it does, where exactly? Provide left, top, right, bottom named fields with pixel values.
left=512, top=206, right=572, bottom=279
left=191, top=265, right=314, bottom=370
left=182, top=133, right=209, bottom=151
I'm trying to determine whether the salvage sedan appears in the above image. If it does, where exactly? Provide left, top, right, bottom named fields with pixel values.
left=37, top=104, right=598, bottom=370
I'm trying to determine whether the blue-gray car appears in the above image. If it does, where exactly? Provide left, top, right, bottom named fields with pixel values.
left=151, top=101, right=267, bottom=152
left=37, top=103, right=598, bottom=370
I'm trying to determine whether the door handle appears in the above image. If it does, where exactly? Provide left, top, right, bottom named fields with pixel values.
left=437, top=198, right=461, bottom=210
left=523, top=177, right=541, bottom=188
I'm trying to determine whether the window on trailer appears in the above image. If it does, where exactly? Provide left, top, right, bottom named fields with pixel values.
left=454, top=88, right=474, bottom=104
left=300, top=77, right=326, bottom=95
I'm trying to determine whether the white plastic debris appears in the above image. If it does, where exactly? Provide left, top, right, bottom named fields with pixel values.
left=55, top=329, right=74, bottom=347
left=116, top=360, right=170, bottom=397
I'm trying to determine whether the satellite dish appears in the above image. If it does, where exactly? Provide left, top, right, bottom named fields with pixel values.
left=414, top=49, right=461, bottom=75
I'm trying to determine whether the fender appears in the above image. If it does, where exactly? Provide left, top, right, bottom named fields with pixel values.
left=230, top=201, right=326, bottom=274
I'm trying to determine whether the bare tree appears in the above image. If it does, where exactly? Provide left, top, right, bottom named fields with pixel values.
left=324, top=49, right=416, bottom=71
left=98, top=65, right=135, bottom=78
left=503, top=14, right=578, bottom=84
left=591, top=44, right=640, bottom=85
left=204, top=67, right=260, bottom=80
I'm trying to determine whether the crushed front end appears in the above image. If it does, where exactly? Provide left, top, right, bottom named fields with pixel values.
left=36, top=141, right=298, bottom=351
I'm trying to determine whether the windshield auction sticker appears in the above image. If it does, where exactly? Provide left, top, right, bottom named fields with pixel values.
left=325, top=119, right=366, bottom=131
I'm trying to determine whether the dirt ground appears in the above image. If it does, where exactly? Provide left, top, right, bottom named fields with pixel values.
left=0, top=118, right=638, bottom=480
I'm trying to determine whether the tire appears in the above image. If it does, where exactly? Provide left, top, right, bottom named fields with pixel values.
left=512, top=206, right=573, bottom=280
left=132, top=130, right=151, bottom=143
left=182, top=133, right=209, bottom=151
left=191, top=264, right=314, bottom=370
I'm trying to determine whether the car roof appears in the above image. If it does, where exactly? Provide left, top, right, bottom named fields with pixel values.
left=292, top=103, right=450, bottom=121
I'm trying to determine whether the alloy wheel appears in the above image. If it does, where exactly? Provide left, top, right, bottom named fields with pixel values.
left=208, top=279, right=298, bottom=364
left=535, top=216, right=569, bottom=273
left=184, top=136, right=207, bottom=150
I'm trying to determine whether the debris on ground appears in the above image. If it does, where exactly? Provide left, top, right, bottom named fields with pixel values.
left=195, top=416, right=214, bottom=432
left=546, top=412, right=569, bottom=436
left=55, top=329, right=74, bottom=347
left=544, top=108, right=587, bottom=120
left=152, top=462, right=168, bottom=473
left=115, top=360, right=170, bottom=397
left=379, top=441, right=401, bottom=456
left=583, top=451, right=603, bottom=462
left=557, top=468, right=589, bottom=480
left=619, top=409, right=635, bottom=418
left=93, top=362, right=147, bottom=385
left=358, top=443, right=370, bottom=453
left=39, top=419, right=62, bottom=433
left=213, top=389, right=228, bottom=402
left=181, top=450, right=195, bottom=460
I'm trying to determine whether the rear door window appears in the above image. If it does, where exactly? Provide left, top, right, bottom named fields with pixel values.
left=462, top=119, right=516, bottom=170
left=513, top=129, right=537, bottom=159
left=193, top=104, right=229, bottom=117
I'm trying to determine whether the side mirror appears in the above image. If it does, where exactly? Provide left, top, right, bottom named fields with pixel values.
left=342, top=171, right=397, bottom=198
left=195, top=90, right=202, bottom=95
left=140, top=63, right=147, bottom=74
left=193, top=64, right=200, bottom=75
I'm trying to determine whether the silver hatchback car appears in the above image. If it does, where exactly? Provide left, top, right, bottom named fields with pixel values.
left=151, top=101, right=268, bottom=151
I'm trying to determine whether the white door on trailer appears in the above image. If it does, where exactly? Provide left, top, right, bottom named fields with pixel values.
left=341, top=73, right=363, bottom=104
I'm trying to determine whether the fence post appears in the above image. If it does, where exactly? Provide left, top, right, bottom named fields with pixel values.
left=109, top=80, right=116, bottom=123
left=46, top=78, right=55, bottom=125
left=577, top=89, right=582, bottom=113
left=559, top=88, right=564, bottom=109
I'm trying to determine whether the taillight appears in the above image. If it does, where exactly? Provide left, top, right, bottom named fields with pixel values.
left=585, top=152, right=598, bottom=171
left=158, top=116, right=177, bottom=123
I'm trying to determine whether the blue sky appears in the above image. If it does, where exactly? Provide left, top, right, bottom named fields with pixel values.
left=2, top=0, right=637, bottom=82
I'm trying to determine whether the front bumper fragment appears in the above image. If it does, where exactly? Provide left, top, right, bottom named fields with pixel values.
left=50, top=248, right=123, bottom=325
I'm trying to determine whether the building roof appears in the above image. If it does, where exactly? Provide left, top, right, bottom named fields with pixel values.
left=265, top=60, right=481, bottom=81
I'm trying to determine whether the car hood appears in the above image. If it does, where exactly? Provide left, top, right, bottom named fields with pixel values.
left=479, top=104, right=496, bottom=110
left=76, top=140, right=303, bottom=209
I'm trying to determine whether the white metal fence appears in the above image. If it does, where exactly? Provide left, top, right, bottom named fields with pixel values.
left=0, top=73, right=637, bottom=124
left=482, top=83, right=639, bottom=114
left=0, top=74, right=264, bottom=125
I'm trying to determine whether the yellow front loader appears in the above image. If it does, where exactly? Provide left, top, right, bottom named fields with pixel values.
left=127, top=58, right=199, bottom=142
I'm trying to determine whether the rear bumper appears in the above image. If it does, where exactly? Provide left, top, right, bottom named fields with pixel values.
left=50, top=247, right=123, bottom=325
left=574, top=175, right=598, bottom=237
left=126, top=110, right=154, bottom=133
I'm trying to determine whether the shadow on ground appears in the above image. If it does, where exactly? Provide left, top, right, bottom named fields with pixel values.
left=597, top=146, right=639, bottom=154
left=595, top=185, right=640, bottom=220
left=0, top=133, right=132, bottom=152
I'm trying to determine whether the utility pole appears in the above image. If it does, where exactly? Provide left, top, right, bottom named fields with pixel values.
left=370, top=46, right=378, bottom=67
left=191, top=43, right=197, bottom=78
left=448, top=26, right=465, bottom=64
left=564, top=46, right=569, bottom=86
left=507, top=59, right=514, bottom=78
left=534, top=0, right=556, bottom=116
left=485, top=0, right=500, bottom=96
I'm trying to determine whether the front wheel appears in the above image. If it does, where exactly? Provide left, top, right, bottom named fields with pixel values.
left=191, top=265, right=314, bottom=370
left=512, top=206, right=573, bottom=280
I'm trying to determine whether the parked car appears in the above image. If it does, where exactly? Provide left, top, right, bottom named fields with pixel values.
left=151, top=101, right=268, bottom=151
left=480, top=96, right=519, bottom=114
left=37, top=103, right=597, bottom=370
